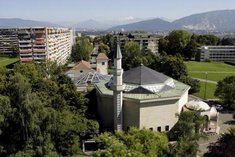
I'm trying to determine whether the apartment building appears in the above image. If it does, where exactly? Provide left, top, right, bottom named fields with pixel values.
left=19, top=27, right=73, bottom=64
left=198, top=46, right=235, bottom=62
left=0, top=28, right=18, bottom=56
left=116, top=33, right=159, bottom=55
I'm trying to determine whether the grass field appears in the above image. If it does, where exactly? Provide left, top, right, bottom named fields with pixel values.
left=0, top=56, right=19, bottom=67
left=185, top=61, right=235, bottom=99
left=185, top=61, right=235, bottom=81
left=194, top=82, right=217, bottom=99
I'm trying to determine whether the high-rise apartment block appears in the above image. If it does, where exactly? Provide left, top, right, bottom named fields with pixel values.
left=19, top=27, right=73, bottom=64
left=0, top=28, right=18, bottom=56
left=0, top=27, right=73, bottom=64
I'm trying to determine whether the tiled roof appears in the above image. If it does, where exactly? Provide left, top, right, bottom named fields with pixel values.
left=71, top=60, right=92, bottom=71
left=96, top=53, right=109, bottom=60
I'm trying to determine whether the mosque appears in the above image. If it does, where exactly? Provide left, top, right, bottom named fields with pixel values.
left=95, top=45, right=219, bottom=132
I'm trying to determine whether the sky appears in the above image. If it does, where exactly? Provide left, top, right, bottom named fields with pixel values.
left=1, top=0, right=235, bottom=24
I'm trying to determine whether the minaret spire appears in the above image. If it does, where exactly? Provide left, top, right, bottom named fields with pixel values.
left=112, top=43, right=123, bottom=131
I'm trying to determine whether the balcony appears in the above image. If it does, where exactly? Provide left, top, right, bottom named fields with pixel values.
left=35, top=37, right=45, bottom=41
left=33, top=41, right=46, bottom=44
left=21, top=58, right=33, bottom=63
left=33, top=49, right=47, bottom=53
left=19, top=44, right=32, bottom=48
left=19, top=40, right=31, bottom=43
left=20, top=53, right=32, bottom=56
left=20, top=49, right=32, bottom=53
left=33, top=30, right=45, bottom=34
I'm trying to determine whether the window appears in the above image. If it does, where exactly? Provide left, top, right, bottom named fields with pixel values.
left=165, top=125, right=169, bottom=131
left=157, top=126, right=161, bottom=132
left=102, top=62, right=105, bottom=65
left=149, top=128, right=153, bottom=131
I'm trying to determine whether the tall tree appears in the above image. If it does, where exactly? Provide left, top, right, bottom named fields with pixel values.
left=70, top=37, right=93, bottom=62
left=167, top=30, right=190, bottom=55
left=123, top=41, right=143, bottom=70
left=215, top=76, right=235, bottom=109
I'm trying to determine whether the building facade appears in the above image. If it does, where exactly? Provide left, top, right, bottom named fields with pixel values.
left=18, top=27, right=73, bottom=64
left=0, top=28, right=18, bottom=56
left=116, top=33, right=159, bottom=55
left=198, top=46, right=235, bottom=62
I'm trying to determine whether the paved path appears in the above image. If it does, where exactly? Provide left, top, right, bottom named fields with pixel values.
left=193, top=77, right=218, bottom=84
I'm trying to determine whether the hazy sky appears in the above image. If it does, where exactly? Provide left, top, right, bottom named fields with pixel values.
left=1, top=0, right=235, bottom=23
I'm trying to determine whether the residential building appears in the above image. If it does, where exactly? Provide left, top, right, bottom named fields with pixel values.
left=19, top=27, right=73, bottom=64
left=198, top=46, right=235, bottom=62
left=116, top=33, right=159, bottom=55
left=0, top=28, right=18, bottom=56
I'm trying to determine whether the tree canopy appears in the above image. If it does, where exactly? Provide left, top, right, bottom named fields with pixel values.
left=215, top=76, right=235, bottom=109
left=94, top=127, right=169, bottom=157
left=70, top=36, right=93, bottom=62
left=205, top=128, right=235, bottom=157
left=0, top=63, right=99, bottom=156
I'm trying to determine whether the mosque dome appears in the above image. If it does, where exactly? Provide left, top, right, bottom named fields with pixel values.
left=185, top=100, right=210, bottom=111
left=109, top=65, right=175, bottom=94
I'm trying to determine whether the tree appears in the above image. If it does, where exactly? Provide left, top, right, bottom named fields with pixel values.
left=196, top=35, right=220, bottom=46
left=215, top=76, right=235, bottom=109
left=168, top=111, right=206, bottom=157
left=0, top=63, right=99, bottom=156
left=95, top=127, right=169, bottom=157
left=167, top=30, right=190, bottom=55
left=150, top=55, right=188, bottom=80
left=205, top=128, right=235, bottom=157
left=98, top=43, right=110, bottom=55
left=123, top=41, right=143, bottom=70
left=183, top=38, right=198, bottom=60
left=70, top=37, right=93, bottom=62
left=221, top=37, right=235, bottom=45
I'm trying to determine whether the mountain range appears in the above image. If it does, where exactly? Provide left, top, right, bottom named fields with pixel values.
left=109, top=9, right=235, bottom=32
left=0, top=18, right=59, bottom=28
left=1, top=10, right=235, bottom=32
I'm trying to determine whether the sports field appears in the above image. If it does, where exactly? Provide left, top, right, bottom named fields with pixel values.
left=185, top=61, right=235, bottom=81
left=185, top=61, right=235, bottom=99
left=0, top=56, right=20, bottom=67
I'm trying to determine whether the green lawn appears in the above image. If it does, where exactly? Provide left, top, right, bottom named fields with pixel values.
left=0, top=57, right=20, bottom=67
left=185, top=61, right=235, bottom=99
left=185, top=61, right=235, bottom=72
left=194, top=82, right=217, bottom=99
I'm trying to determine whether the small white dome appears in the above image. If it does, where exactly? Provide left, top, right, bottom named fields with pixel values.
left=185, top=100, right=210, bottom=111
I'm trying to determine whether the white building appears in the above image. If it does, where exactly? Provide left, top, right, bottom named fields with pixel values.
left=198, top=46, right=235, bottom=62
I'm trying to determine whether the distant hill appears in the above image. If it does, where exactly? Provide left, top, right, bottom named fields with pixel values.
left=108, top=18, right=173, bottom=31
left=0, top=18, right=59, bottom=28
left=173, top=10, right=235, bottom=31
left=73, top=19, right=110, bottom=31
left=108, top=10, right=235, bottom=32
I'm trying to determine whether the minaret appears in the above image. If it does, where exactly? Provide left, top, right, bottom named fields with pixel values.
left=112, top=44, right=123, bottom=131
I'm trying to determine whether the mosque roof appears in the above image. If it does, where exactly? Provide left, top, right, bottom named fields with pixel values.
left=109, top=65, right=176, bottom=94
left=123, top=65, right=169, bottom=85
